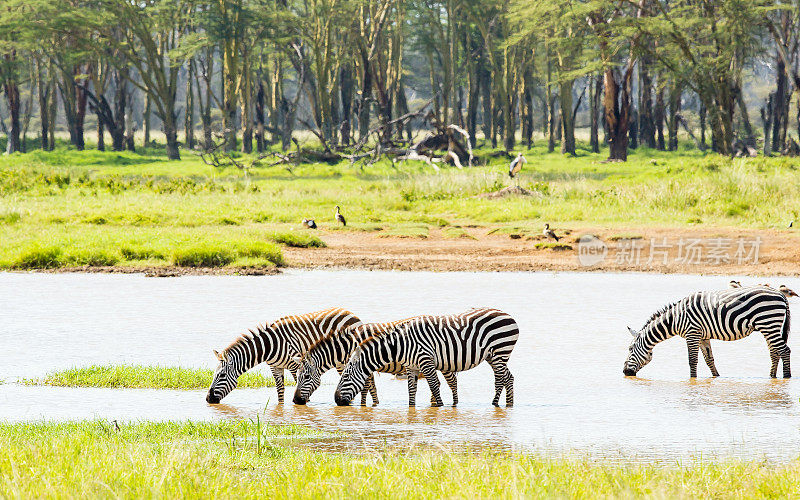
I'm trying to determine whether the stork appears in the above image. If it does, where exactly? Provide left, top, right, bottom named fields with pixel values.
left=302, top=218, right=317, bottom=229
left=543, top=223, right=560, bottom=241
left=508, top=152, right=527, bottom=184
left=335, top=206, right=346, bottom=226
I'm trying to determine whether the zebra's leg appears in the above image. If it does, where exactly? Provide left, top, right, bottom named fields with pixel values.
left=504, top=365, right=514, bottom=407
left=488, top=355, right=505, bottom=406
left=419, top=362, right=443, bottom=407
left=443, top=372, right=458, bottom=406
left=769, top=348, right=781, bottom=378
left=270, top=366, right=285, bottom=404
left=488, top=356, right=513, bottom=406
left=406, top=369, right=419, bottom=407
left=369, top=375, right=379, bottom=405
left=782, top=345, right=791, bottom=378
left=686, top=336, right=700, bottom=378
left=700, top=340, right=720, bottom=377
left=359, top=375, right=371, bottom=406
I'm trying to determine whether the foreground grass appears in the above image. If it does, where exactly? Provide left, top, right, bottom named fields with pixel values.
left=0, top=420, right=799, bottom=498
left=1, top=143, right=799, bottom=269
left=21, top=365, right=288, bottom=389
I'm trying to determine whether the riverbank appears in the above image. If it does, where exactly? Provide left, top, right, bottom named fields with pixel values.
left=0, top=420, right=798, bottom=498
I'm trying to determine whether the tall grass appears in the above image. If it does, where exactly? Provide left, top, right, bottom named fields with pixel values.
left=22, top=365, right=285, bottom=389
left=0, top=420, right=799, bottom=498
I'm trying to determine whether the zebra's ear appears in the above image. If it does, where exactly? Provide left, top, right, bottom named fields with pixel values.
left=350, top=345, right=363, bottom=361
left=627, top=327, right=638, bottom=338
left=213, top=349, right=225, bottom=361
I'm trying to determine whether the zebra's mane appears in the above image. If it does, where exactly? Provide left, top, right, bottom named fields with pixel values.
left=640, top=300, right=680, bottom=331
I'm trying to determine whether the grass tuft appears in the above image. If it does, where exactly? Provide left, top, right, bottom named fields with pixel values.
left=11, top=245, right=63, bottom=269
left=172, top=246, right=234, bottom=267
left=271, top=231, right=327, bottom=248
left=22, top=365, right=285, bottom=389
left=120, top=246, right=166, bottom=261
left=0, top=211, right=21, bottom=224
left=534, top=242, right=573, bottom=251
left=66, top=250, right=119, bottom=267
left=235, top=241, right=285, bottom=265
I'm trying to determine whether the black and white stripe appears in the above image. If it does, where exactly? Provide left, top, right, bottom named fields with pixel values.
left=292, top=319, right=458, bottom=406
left=624, top=286, right=791, bottom=378
left=334, top=308, right=519, bottom=407
left=206, top=308, right=362, bottom=403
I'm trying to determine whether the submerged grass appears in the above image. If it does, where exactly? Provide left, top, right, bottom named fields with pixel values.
left=0, top=420, right=799, bottom=498
left=22, top=365, right=286, bottom=389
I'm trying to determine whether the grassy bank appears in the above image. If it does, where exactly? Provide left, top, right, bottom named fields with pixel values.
left=1, top=144, right=799, bottom=270
left=21, top=365, right=287, bottom=389
left=0, top=420, right=798, bottom=498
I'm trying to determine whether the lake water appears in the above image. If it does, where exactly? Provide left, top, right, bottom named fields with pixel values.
left=1, top=270, right=799, bottom=462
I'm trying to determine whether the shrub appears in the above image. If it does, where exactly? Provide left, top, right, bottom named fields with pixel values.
left=11, top=246, right=63, bottom=269
left=172, top=246, right=234, bottom=267
left=271, top=231, right=326, bottom=248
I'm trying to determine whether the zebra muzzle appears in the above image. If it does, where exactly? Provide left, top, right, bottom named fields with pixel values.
left=206, top=392, right=220, bottom=404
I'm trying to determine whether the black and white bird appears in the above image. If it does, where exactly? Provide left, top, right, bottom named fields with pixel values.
left=335, top=206, right=346, bottom=226
left=779, top=285, right=799, bottom=298
left=302, top=218, right=317, bottom=229
left=729, top=280, right=742, bottom=288
left=543, top=223, right=560, bottom=241
left=508, top=152, right=527, bottom=180
left=790, top=221, right=794, bottom=228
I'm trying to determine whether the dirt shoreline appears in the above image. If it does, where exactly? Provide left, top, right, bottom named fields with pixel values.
left=8, top=226, right=800, bottom=277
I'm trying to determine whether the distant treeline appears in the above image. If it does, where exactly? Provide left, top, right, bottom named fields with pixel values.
left=0, top=0, right=798, bottom=160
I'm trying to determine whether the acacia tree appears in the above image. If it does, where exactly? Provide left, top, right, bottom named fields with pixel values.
left=92, top=0, right=192, bottom=160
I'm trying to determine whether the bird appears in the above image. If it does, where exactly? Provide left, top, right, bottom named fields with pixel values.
left=790, top=221, right=794, bottom=228
left=508, top=152, right=527, bottom=182
left=302, top=218, right=317, bottom=229
left=729, top=280, right=742, bottom=288
left=543, top=223, right=560, bottom=241
left=335, top=206, right=346, bottom=226
left=112, top=419, right=120, bottom=432
left=779, top=285, right=799, bottom=298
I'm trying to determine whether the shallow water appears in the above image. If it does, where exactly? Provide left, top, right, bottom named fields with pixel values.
left=1, top=270, right=799, bottom=462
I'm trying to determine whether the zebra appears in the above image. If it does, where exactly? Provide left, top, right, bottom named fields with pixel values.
left=624, top=286, right=791, bottom=378
left=292, top=319, right=459, bottom=406
left=334, top=307, right=519, bottom=407
left=206, top=308, right=362, bottom=404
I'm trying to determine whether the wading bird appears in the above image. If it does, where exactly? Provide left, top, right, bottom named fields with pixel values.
left=302, top=218, right=317, bottom=229
left=543, top=223, right=560, bottom=241
left=335, top=206, right=346, bottom=226
left=729, top=280, right=742, bottom=288
left=780, top=285, right=799, bottom=298
left=508, top=152, right=527, bottom=183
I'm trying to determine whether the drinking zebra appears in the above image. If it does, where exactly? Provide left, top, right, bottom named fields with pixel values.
left=334, top=307, right=519, bottom=407
left=624, top=286, right=791, bottom=378
left=292, top=319, right=459, bottom=406
left=206, top=308, right=362, bottom=404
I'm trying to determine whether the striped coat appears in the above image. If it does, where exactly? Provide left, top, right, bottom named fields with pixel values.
left=292, top=319, right=458, bottom=406
left=335, top=308, right=519, bottom=407
left=624, top=286, right=791, bottom=378
left=206, top=308, right=362, bottom=403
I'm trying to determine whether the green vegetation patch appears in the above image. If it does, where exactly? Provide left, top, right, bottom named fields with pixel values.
left=0, top=420, right=799, bottom=498
left=534, top=242, right=573, bottom=251
left=10, top=245, right=63, bottom=269
left=22, top=365, right=285, bottom=389
left=270, top=231, right=326, bottom=248
left=0, top=211, right=21, bottom=224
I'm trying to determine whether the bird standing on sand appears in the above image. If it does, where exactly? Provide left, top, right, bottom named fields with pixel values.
left=780, top=285, right=799, bottom=298
left=335, top=206, right=346, bottom=226
left=302, top=218, right=317, bottom=229
left=543, top=223, right=560, bottom=241
left=508, top=152, right=527, bottom=182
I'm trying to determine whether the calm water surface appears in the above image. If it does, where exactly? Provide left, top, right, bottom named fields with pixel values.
left=1, top=270, right=799, bottom=462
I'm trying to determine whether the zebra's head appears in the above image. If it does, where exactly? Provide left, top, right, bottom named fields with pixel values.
left=623, top=327, right=652, bottom=376
left=334, top=346, right=371, bottom=406
left=292, top=356, right=322, bottom=405
left=206, top=349, right=239, bottom=404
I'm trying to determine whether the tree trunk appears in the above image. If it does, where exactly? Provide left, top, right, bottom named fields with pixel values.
left=339, top=65, right=353, bottom=146
left=559, top=79, right=575, bottom=155
left=654, top=83, right=665, bottom=151
left=255, top=79, right=265, bottom=152
left=36, top=59, right=50, bottom=151
left=772, top=51, right=786, bottom=152
left=185, top=62, right=195, bottom=150
left=479, top=65, right=492, bottom=146
left=638, top=56, right=656, bottom=148
left=762, top=95, right=773, bottom=156
left=358, top=61, right=372, bottom=142
left=143, top=92, right=151, bottom=147
left=163, top=112, right=180, bottom=160
left=628, top=109, right=638, bottom=149
left=604, top=66, right=633, bottom=161
left=111, top=70, right=127, bottom=151
left=667, top=85, right=682, bottom=151
left=4, top=81, right=21, bottom=154
left=590, top=73, right=600, bottom=153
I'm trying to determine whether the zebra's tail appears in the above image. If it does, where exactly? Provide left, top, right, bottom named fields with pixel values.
left=783, top=297, right=792, bottom=344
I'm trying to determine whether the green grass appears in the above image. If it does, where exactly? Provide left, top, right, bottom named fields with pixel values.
left=534, top=242, right=573, bottom=250
left=1, top=143, right=799, bottom=270
left=1, top=420, right=799, bottom=498
left=21, top=365, right=286, bottom=389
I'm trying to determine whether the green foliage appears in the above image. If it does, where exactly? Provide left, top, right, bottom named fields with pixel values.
left=11, top=245, right=63, bottom=269
left=172, top=246, right=235, bottom=267
left=270, top=232, right=327, bottom=248
left=22, top=365, right=282, bottom=389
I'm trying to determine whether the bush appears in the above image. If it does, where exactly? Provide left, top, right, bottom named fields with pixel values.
left=271, top=231, right=326, bottom=248
left=66, top=250, right=120, bottom=267
left=172, top=246, right=234, bottom=267
left=11, top=246, right=63, bottom=269
left=236, top=242, right=285, bottom=266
